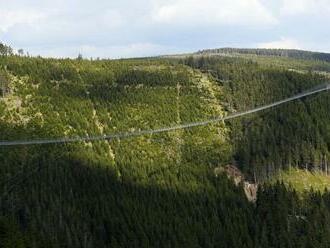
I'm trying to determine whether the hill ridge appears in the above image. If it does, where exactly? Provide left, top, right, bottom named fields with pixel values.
left=196, top=47, right=330, bottom=62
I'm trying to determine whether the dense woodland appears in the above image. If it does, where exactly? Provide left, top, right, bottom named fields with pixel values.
left=0, top=45, right=330, bottom=247
left=182, top=56, right=330, bottom=182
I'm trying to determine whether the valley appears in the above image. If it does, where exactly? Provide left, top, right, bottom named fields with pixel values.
left=0, top=48, right=330, bottom=247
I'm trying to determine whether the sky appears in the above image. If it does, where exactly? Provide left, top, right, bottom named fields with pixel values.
left=0, top=0, right=330, bottom=58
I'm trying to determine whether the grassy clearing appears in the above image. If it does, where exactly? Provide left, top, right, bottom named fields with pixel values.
left=273, top=168, right=330, bottom=194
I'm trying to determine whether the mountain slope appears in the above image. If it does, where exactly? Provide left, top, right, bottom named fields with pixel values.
left=0, top=57, right=243, bottom=247
left=197, top=48, right=330, bottom=63
left=181, top=55, right=330, bottom=181
left=1, top=52, right=330, bottom=247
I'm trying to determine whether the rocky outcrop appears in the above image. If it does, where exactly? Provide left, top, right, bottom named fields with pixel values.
left=215, top=165, right=258, bottom=202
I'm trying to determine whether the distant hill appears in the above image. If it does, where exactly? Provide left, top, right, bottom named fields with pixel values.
left=196, top=48, right=330, bottom=62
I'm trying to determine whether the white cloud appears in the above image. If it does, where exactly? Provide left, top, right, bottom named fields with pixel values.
left=101, top=10, right=125, bottom=29
left=152, top=0, right=278, bottom=27
left=78, top=43, right=170, bottom=58
left=0, top=9, right=45, bottom=32
left=257, top=37, right=302, bottom=49
left=281, top=0, right=330, bottom=15
left=1, top=0, right=329, bottom=58
left=27, top=43, right=178, bottom=59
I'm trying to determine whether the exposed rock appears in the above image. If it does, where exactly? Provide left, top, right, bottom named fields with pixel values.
left=215, top=165, right=258, bottom=202
left=243, top=182, right=258, bottom=202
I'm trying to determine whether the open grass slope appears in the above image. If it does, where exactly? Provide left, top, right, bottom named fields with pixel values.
left=273, top=169, right=330, bottom=194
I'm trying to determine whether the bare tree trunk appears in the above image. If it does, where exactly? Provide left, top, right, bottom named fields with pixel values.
left=325, top=155, right=328, bottom=176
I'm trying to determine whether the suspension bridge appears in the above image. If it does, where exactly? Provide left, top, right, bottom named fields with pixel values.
left=0, top=83, right=329, bottom=147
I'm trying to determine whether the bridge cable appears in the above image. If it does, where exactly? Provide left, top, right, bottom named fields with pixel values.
left=0, top=83, right=329, bottom=147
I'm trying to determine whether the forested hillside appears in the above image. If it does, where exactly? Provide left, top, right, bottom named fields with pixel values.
left=197, top=48, right=330, bottom=63
left=1, top=48, right=330, bottom=247
left=182, top=56, right=330, bottom=182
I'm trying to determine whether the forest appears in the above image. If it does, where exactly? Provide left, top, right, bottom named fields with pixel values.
left=181, top=55, right=330, bottom=181
left=0, top=45, right=330, bottom=247
left=197, top=48, right=330, bottom=63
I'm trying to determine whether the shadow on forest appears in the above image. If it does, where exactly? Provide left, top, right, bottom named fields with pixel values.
left=0, top=124, right=254, bottom=247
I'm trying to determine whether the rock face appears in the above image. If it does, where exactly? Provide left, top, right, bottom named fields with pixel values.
left=243, top=182, right=258, bottom=202
left=215, top=165, right=258, bottom=202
